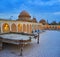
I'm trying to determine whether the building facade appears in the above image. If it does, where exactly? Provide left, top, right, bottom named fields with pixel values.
left=0, top=11, right=42, bottom=33
left=39, top=19, right=60, bottom=30
left=43, top=25, right=60, bottom=30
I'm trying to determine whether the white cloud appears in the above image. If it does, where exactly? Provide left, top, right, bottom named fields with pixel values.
left=53, top=12, right=60, bottom=15
left=38, top=12, right=60, bottom=15
left=27, top=0, right=60, bottom=6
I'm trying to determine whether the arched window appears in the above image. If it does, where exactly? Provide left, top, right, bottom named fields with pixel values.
left=23, top=24, right=26, bottom=33
left=30, top=24, right=32, bottom=33
left=11, top=23, right=17, bottom=32
left=27, top=24, right=29, bottom=33
left=18, top=24, right=22, bottom=32
left=2, top=23, right=10, bottom=32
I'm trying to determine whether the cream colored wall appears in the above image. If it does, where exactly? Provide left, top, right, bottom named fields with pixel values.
left=43, top=25, right=60, bottom=30
left=0, top=20, right=42, bottom=33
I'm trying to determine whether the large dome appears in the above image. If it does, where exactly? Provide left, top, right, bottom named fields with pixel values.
left=17, top=10, right=32, bottom=22
left=18, top=10, right=31, bottom=17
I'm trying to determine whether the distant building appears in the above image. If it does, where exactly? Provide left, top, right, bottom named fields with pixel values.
left=39, top=19, right=47, bottom=25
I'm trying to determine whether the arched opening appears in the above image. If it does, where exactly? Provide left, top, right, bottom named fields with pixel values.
left=23, top=24, right=26, bottom=33
left=30, top=24, right=32, bottom=33
left=37, top=25, right=39, bottom=30
left=18, top=24, right=22, bottom=32
left=35, top=25, right=37, bottom=30
left=58, top=26, right=59, bottom=30
left=27, top=24, right=30, bottom=33
left=39, top=25, right=42, bottom=30
left=38, top=25, right=40, bottom=30
left=34, top=25, right=36, bottom=30
left=11, top=23, right=17, bottom=32
left=2, top=23, right=10, bottom=32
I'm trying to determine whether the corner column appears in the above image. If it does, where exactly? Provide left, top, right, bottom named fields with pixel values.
left=10, top=24, right=11, bottom=32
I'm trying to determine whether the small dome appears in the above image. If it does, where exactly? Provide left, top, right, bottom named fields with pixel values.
left=39, top=19, right=46, bottom=23
left=39, top=19, right=47, bottom=25
left=32, top=17, right=37, bottom=23
left=18, top=10, right=31, bottom=17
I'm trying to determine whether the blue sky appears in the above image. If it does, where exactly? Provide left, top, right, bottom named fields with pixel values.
left=0, top=0, right=60, bottom=23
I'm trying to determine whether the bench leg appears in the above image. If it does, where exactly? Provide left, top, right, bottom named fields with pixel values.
left=0, top=42, right=2, bottom=50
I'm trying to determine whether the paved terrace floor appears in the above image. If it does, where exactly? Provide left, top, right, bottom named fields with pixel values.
left=0, top=30, right=60, bottom=57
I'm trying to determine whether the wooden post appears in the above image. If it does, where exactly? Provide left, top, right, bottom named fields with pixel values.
left=37, top=33, right=39, bottom=44
left=20, top=47, right=23, bottom=56
left=0, top=37, right=2, bottom=50
left=19, top=40, right=24, bottom=56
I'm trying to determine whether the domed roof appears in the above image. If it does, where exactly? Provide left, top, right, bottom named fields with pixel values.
left=32, top=17, right=37, bottom=23
left=39, top=19, right=47, bottom=25
left=39, top=19, right=46, bottom=23
left=18, top=10, right=31, bottom=17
